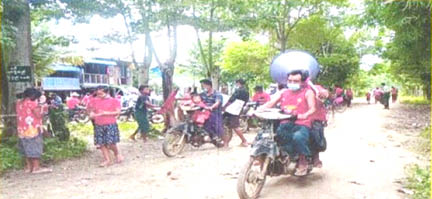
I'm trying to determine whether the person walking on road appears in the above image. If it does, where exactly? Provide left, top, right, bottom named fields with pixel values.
left=380, top=83, right=391, bottom=109
left=391, top=86, right=398, bottom=103
left=129, top=85, right=158, bottom=142
left=223, top=79, right=250, bottom=147
left=89, top=86, right=123, bottom=167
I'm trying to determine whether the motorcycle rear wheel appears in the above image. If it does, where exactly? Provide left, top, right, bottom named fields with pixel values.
left=162, top=131, right=186, bottom=157
left=237, top=156, right=268, bottom=199
left=75, top=112, right=89, bottom=123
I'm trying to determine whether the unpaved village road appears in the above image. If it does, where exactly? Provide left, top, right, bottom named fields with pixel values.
left=1, top=100, right=429, bottom=199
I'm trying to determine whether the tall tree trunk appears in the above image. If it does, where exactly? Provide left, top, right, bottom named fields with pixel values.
left=2, top=0, right=33, bottom=136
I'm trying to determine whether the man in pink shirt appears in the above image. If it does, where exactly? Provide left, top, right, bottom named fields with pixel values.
left=89, top=86, right=123, bottom=167
left=251, top=85, right=270, bottom=105
left=66, top=92, right=80, bottom=109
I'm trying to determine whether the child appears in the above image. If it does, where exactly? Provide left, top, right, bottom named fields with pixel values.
left=190, top=94, right=211, bottom=127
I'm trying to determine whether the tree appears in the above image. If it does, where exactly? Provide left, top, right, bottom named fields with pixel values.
left=364, top=0, right=431, bottom=99
left=286, top=15, right=360, bottom=87
left=221, top=40, right=274, bottom=90
left=240, top=0, right=347, bottom=52
left=2, top=0, right=33, bottom=125
left=188, top=0, right=238, bottom=89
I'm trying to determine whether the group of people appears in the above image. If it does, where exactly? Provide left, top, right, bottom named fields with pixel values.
left=366, top=83, right=398, bottom=109
left=16, top=71, right=330, bottom=175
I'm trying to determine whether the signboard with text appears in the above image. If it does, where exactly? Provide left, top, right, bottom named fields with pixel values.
left=7, top=66, right=32, bottom=82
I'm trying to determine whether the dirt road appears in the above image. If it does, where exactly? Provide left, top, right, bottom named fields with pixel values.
left=1, top=100, right=429, bottom=199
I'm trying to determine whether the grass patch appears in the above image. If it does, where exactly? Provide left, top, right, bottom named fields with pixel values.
left=400, top=96, right=430, bottom=105
left=0, top=136, right=87, bottom=173
left=405, top=165, right=430, bottom=199
left=68, top=121, right=164, bottom=139
left=414, top=126, right=431, bottom=155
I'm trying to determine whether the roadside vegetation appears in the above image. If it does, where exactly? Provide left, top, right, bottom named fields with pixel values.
left=400, top=96, right=430, bottom=105
left=0, top=121, right=164, bottom=173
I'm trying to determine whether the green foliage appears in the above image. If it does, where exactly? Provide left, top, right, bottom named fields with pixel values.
left=42, top=137, right=87, bottom=162
left=400, top=96, right=430, bottom=105
left=287, top=15, right=360, bottom=87
left=221, top=40, right=274, bottom=88
left=0, top=136, right=87, bottom=173
left=405, top=165, right=431, bottom=199
left=364, top=1, right=431, bottom=99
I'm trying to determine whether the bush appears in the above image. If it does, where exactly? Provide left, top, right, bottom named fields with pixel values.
left=0, top=136, right=87, bottom=173
left=42, top=137, right=88, bottom=162
left=405, top=165, right=430, bottom=199
left=400, top=96, right=430, bottom=105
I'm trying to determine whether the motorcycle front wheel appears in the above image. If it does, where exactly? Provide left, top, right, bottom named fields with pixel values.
left=237, top=156, right=269, bottom=199
left=162, top=130, right=187, bottom=157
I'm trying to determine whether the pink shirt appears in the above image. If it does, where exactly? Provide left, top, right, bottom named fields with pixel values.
left=335, top=87, right=343, bottom=96
left=66, top=97, right=80, bottom=109
left=92, top=97, right=121, bottom=125
left=309, top=85, right=327, bottom=122
left=16, top=99, right=44, bottom=138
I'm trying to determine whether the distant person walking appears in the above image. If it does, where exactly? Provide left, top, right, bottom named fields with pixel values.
left=366, top=92, right=371, bottom=104
left=88, top=86, right=123, bottom=167
left=373, top=87, right=382, bottom=104
left=391, top=86, right=398, bottom=103
left=345, top=88, right=353, bottom=107
left=380, top=83, right=391, bottom=109
left=129, top=85, right=158, bottom=142
left=16, top=88, right=51, bottom=174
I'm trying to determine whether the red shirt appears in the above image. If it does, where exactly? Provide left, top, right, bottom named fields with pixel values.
left=92, top=97, right=121, bottom=125
left=252, top=92, right=271, bottom=104
left=280, top=88, right=314, bottom=128
left=66, top=97, right=80, bottom=109
left=16, top=99, right=44, bottom=138
left=309, top=85, right=327, bottom=122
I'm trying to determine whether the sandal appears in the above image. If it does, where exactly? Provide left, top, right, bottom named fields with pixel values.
left=31, top=168, right=52, bottom=174
left=24, top=168, right=31, bottom=173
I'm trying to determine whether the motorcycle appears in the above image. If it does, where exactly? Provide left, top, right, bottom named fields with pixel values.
left=237, top=108, right=313, bottom=199
left=162, top=104, right=233, bottom=157
left=68, top=105, right=89, bottom=123
left=117, top=106, right=165, bottom=124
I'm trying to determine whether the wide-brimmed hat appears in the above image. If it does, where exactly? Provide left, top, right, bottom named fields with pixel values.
left=71, top=92, right=79, bottom=97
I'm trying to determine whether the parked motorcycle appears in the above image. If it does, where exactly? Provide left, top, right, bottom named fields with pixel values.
left=117, top=106, right=165, bottom=124
left=162, top=104, right=233, bottom=157
left=68, top=105, right=89, bottom=123
left=237, top=108, right=313, bottom=199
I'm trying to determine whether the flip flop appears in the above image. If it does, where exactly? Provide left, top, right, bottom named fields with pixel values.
left=24, top=168, right=31, bottom=173
left=31, top=168, right=52, bottom=174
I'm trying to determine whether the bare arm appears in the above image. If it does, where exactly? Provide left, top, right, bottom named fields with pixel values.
left=298, top=89, right=316, bottom=119
left=210, top=100, right=221, bottom=110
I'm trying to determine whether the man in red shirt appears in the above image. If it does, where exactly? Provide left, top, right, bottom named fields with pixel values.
left=261, top=70, right=316, bottom=176
left=251, top=85, right=270, bottom=105
left=89, top=86, right=123, bottom=167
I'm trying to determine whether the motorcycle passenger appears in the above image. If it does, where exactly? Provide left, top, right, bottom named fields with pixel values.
left=224, top=79, right=250, bottom=147
left=308, top=84, right=329, bottom=168
left=260, top=70, right=316, bottom=176
left=129, top=85, right=158, bottom=142
left=199, top=79, right=225, bottom=147
left=66, top=92, right=81, bottom=119
left=252, top=85, right=271, bottom=105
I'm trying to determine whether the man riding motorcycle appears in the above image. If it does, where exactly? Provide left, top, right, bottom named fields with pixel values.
left=259, top=70, right=316, bottom=176
left=199, top=79, right=225, bottom=147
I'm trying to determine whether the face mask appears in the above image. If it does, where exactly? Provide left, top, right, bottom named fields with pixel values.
left=287, top=83, right=301, bottom=91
